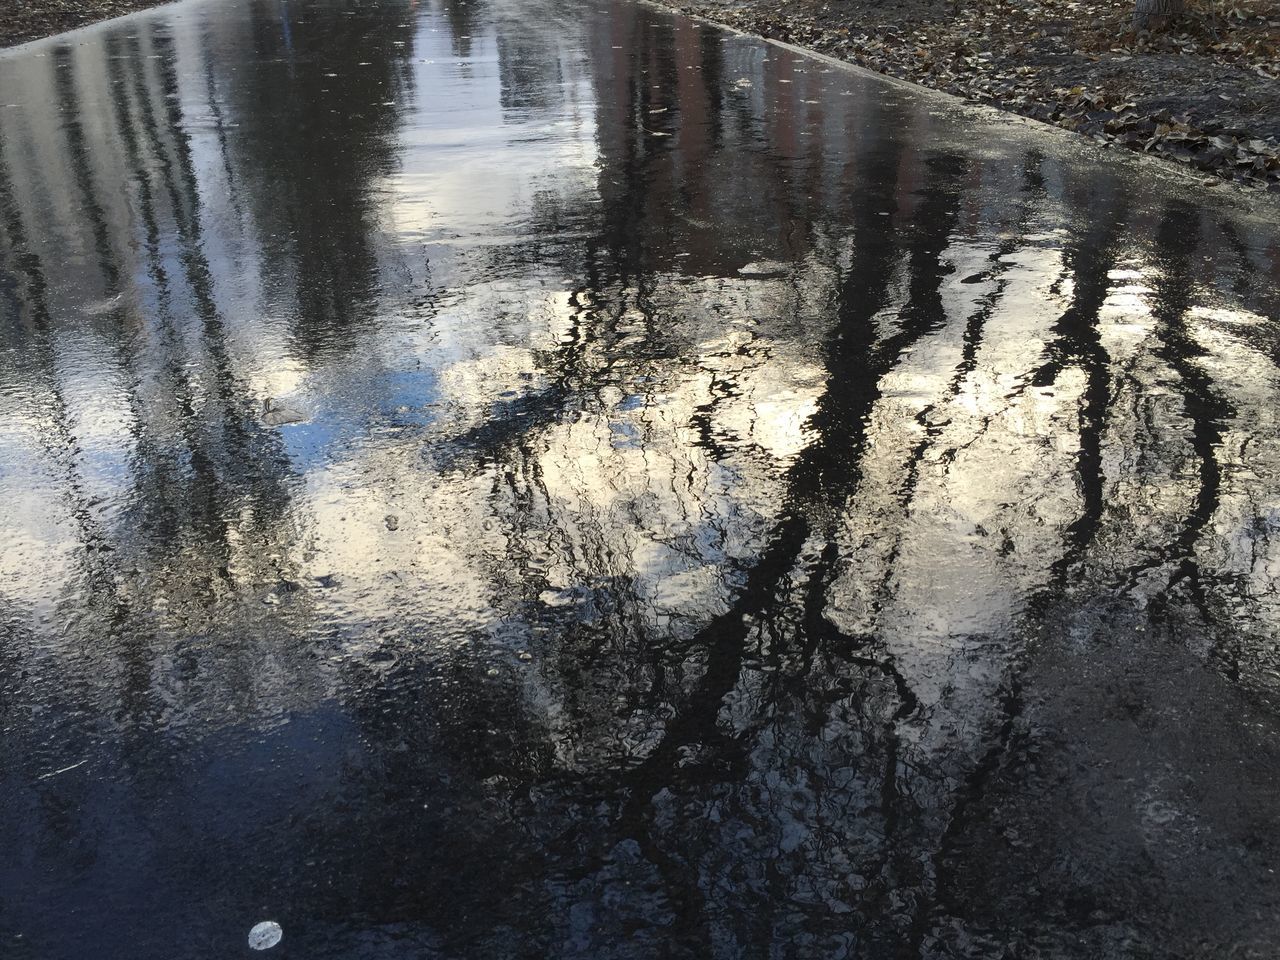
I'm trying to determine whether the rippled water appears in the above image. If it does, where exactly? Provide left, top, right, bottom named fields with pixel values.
left=2, top=0, right=1280, bottom=957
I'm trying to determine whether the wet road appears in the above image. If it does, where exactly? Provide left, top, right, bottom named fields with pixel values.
left=2, top=0, right=1280, bottom=957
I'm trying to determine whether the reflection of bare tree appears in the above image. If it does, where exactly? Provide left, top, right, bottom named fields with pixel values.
left=261, top=9, right=1280, bottom=955
left=0, top=20, right=324, bottom=743
left=0, top=129, right=128, bottom=627
left=4, top=0, right=1280, bottom=957
left=228, top=0, right=417, bottom=349
left=1139, top=205, right=1229, bottom=620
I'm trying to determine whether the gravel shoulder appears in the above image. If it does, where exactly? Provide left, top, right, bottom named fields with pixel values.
left=1, top=0, right=170, bottom=49
left=657, top=0, right=1280, bottom=190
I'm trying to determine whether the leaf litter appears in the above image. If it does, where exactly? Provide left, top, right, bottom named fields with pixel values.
left=661, top=0, right=1280, bottom=189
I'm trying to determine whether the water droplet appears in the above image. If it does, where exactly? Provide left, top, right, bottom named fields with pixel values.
left=248, top=921, right=282, bottom=950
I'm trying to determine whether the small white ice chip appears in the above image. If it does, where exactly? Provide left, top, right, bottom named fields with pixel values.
left=248, top=921, right=283, bottom=950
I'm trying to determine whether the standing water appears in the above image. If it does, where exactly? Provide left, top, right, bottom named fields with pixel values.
left=1, top=0, right=1280, bottom=957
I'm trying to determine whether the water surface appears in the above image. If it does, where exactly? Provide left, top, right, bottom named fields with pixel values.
left=2, top=0, right=1280, bottom=957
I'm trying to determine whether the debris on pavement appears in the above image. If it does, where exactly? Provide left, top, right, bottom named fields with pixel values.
left=659, top=0, right=1280, bottom=189
left=247, top=921, right=282, bottom=951
left=0, top=0, right=169, bottom=48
